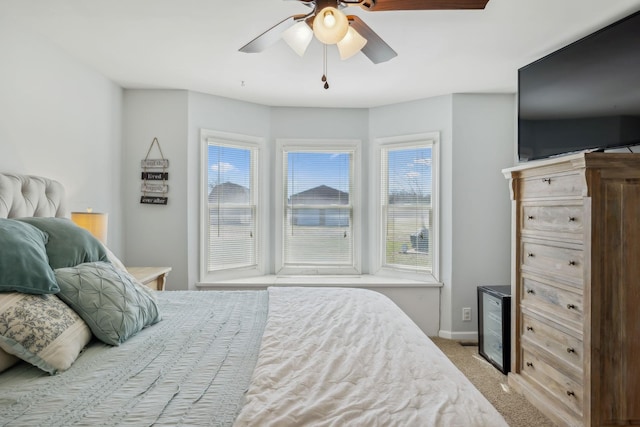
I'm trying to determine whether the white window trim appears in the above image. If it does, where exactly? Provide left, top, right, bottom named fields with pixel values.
left=371, top=132, right=440, bottom=283
left=199, top=129, right=267, bottom=283
left=275, top=138, right=362, bottom=276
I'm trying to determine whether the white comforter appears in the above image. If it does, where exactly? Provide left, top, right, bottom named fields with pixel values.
left=234, top=287, right=508, bottom=427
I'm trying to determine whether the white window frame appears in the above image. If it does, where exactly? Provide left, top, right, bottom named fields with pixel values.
left=371, top=132, right=440, bottom=283
left=199, top=129, right=267, bottom=282
left=275, top=138, right=362, bottom=276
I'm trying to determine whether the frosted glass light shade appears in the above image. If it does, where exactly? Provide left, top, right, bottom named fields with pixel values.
left=71, top=211, right=108, bottom=245
left=337, top=26, right=367, bottom=60
left=312, top=7, right=349, bottom=44
left=282, top=21, right=313, bottom=56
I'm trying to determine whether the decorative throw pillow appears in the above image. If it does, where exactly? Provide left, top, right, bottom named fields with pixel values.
left=17, top=217, right=109, bottom=269
left=0, top=347, right=19, bottom=373
left=0, top=293, right=92, bottom=374
left=54, top=262, right=161, bottom=346
left=0, top=218, right=59, bottom=294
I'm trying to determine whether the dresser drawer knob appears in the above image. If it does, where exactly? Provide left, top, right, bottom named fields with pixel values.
left=567, top=303, right=576, bottom=310
left=526, top=326, right=534, bottom=332
left=568, top=216, right=576, bottom=222
left=526, top=362, right=534, bottom=367
left=568, top=260, right=577, bottom=266
left=526, top=288, right=535, bottom=294
left=567, top=347, right=576, bottom=353
left=527, top=215, right=534, bottom=220
left=566, top=390, right=575, bottom=397
left=527, top=252, right=534, bottom=258
left=542, top=178, right=552, bottom=184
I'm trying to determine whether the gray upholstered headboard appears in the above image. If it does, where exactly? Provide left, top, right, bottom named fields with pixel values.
left=0, top=173, right=67, bottom=219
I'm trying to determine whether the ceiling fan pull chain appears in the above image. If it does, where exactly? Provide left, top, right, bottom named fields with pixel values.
left=322, top=44, right=329, bottom=90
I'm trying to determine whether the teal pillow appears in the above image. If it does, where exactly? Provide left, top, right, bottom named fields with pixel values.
left=0, top=218, right=59, bottom=294
left=17, top=217, right=108, bottom=269
left=54, top=262, right=161, bottom=346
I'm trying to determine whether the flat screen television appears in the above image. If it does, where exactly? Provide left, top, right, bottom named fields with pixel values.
left=518, top=10, right=640, bottom=161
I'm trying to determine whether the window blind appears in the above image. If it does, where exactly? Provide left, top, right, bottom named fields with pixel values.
left=283, top=150, right=353, bottom=266
left=207, top=142, right=257, bottom=271
left=381, top=144, right=432, bottom=272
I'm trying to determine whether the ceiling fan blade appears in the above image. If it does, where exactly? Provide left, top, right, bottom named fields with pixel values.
left=239, top=14, right=308, bottom=53
left=364, top=0, right=489, bottom=11
left=347, top=15, right=397, bottom=64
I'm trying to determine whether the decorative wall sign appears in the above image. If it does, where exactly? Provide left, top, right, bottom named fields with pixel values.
left=141, top=172, right=169, bottom=180
left=140, top=137, right=169, bottom=205
left=141, top=159, right=169, bottom=168
left=141, top=196, right=168, bottom=205
left=141, top=183, right=169, bottom=193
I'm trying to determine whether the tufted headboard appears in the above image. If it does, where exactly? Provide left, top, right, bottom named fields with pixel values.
left=0, top=173, right=67, bottom=219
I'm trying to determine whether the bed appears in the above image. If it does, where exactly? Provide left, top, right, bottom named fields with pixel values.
left=0, top=173, right=508, bottom=427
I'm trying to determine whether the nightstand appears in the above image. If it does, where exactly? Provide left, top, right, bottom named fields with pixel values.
left=127, top=266, right=172, bottom=291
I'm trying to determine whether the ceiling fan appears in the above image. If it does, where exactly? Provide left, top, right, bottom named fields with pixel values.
left=239, top=0, right=490, bottom=64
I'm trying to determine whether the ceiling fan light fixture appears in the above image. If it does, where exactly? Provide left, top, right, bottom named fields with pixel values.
left=312, top=7, right=349, bottom=44
left=337, top=26, right=367, bottom=60
left=282, top=21, right=313, bottom=56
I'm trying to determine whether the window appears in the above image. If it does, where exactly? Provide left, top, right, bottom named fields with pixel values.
left=199, top=131, right=438, bottom=283
left=276, top=140, right=361, bottom=275
left=200, top=130, right=264, bottom=281
left=378, top=133, right=438, bottom=280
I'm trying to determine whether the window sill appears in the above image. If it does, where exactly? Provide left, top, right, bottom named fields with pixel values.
left=196, top=274, right=443, bottom=289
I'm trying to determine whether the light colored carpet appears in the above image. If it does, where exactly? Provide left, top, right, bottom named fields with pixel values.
left=432, top=337, right=555, bottom=427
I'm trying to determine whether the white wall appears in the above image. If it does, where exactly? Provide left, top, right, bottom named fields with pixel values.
left=122, top=90, right=189, bottom=288
left=448, top=94, right=515, bottom=337
left=369, top=94, right=515, bottom=339
left=0, top=18, right=124, bottom=253
left=120, top=90, right=273, bottom=291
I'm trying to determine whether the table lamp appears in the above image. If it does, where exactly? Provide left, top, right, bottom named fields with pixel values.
left=71, top=209, right=108, bottom=245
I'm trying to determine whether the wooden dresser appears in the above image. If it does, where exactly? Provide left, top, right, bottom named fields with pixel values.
left=503, top=152, right=640, bottom=427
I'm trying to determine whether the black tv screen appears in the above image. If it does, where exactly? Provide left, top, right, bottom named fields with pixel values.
left=518, top=10, right=640, bottom=161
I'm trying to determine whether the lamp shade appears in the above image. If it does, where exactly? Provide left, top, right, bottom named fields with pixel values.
left=282, top=21, right=313, bottom=56
left=312, top=7, right=349, bottom=45
left=71, top=211, right=108, bottom=245
left=337, top=26, right=367, bottom=60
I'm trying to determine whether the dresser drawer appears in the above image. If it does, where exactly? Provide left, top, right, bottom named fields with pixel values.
left=521, top=311, right=583, bottom=372
left=521, top=202, right=584, bottom=238
left=521, top=240, right=583, bottom=283
left=521, top=347, right=583, bottom=418
left=520, top=172, right=585, bottom=199
left=521, top=275, right=583, bottom=325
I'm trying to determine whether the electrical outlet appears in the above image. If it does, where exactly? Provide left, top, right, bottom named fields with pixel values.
left=462, top=307, right=472, bottom=322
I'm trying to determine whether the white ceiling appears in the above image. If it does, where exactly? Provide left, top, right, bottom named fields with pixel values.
left=3, top=0, right=640, bottom=108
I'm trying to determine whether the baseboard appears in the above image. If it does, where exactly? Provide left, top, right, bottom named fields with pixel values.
left=438, top=330, right=478, bottom=341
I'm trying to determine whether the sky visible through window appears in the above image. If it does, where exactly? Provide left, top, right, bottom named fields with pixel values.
left=387, top=147, right=432, bottom=198
left=208, top=145, right=251, bottom=190
left=208, top=145, right=432, bottom=196
left=287, top=152, right=350, bottom=197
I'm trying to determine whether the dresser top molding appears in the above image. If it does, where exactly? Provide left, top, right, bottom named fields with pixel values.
left=502, top=152, right=640, bottom=176
left=502, top=152, right=640, bottom=200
